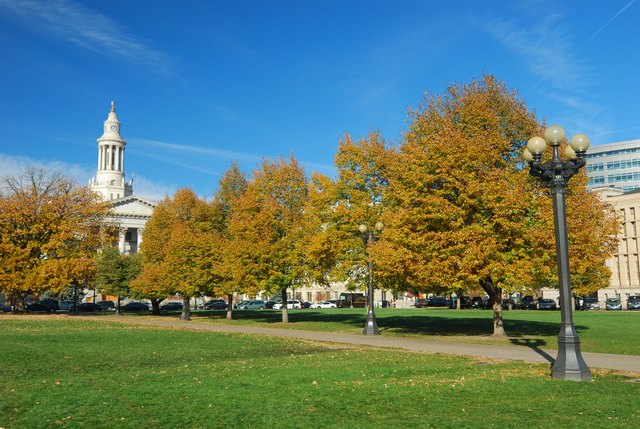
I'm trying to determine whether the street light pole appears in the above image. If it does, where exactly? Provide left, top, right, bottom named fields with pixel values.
left=359, top=222, right=383, bottom=335
left=523, top=125, right=592, bottom=382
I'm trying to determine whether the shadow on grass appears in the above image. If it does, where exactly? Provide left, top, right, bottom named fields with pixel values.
left=186, top=309, right=588, bottom=350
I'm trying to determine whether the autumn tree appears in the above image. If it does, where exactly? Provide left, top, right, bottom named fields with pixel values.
left=384, top=75, right=549, bottom=335
left=209, top=163, right=248, bottom=320
left=227, top=156, right=308, bottom=323
left=0, top=167, right=113, bottom=310
left=304, top=132, right=402, bottom=301
left=131, top=188, right=219, bottom=320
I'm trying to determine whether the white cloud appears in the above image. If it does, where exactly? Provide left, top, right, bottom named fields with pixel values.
left=0, top=152, right=177, bottom=201
left=0, top=0, right=176, bottom=76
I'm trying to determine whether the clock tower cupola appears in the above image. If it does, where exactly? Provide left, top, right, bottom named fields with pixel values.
left=89, top=101, right=133, bottom=200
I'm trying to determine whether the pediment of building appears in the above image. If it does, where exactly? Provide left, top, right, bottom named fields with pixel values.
left=109, top=195, right=156, bottom=218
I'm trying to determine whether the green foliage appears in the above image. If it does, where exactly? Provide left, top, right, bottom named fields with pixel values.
left=95, top=247, right=141, bottom=297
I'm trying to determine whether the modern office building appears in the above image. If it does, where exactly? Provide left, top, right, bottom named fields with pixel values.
left=586, top=139, right=640, bottom=192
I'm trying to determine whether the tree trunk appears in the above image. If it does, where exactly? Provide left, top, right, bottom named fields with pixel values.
left=456, top=288, right=462, bottom=310
left=479, top=278, right=506, bottom=337
left=181, top=295, right=191, bottom=321
left=150, top=298, right=161, bottom=315
left=281, top=288, right=289, bottom=324
left=226, top=293, right=233, bottom=320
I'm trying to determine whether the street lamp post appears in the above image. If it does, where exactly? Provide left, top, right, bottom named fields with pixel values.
left=523, top=124, right=592, bottom=382
left=358, top=221, right=383, bottom=336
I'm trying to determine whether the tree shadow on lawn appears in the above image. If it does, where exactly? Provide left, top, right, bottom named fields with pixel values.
left=192, top=309, right=588, bottom=349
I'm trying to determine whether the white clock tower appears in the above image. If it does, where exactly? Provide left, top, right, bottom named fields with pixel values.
left=89, top=101, right=133, bottom=200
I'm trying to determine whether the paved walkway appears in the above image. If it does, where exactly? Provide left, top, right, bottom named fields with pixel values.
left=98, top=316, right=640, bottom=374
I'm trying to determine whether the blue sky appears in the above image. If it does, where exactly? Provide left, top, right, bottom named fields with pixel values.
left=1, top=0, right=638, bottom=200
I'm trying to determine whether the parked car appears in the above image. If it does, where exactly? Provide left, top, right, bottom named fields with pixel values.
left=380, top=300, right=390, bottom=308
left=605, top=298, right=622, bottom=311
left=77, top=302, right=103, bottom=312
left=272, top=300, right=302, bottom=310
left=501, top=299, right=520, bottom=310
left=237, top=300, right=266, bottom=310
left=0, top=303, right=12, bottom=313
left=414, top=299, right=428, bottom=308
left=58, top=300, right=75, bottom=312
left=26, top=299, right=59, bottom=313
left=449, top=296, right=471, bottom=309
left=204, top=299, right=227, bottom=310
left=627, top=295, right=640, bottom=310
left=302, top=302, right=312, bottom=309
left=427, top=297, right=448, bottom=307
left=97, top=301, right=116, bottom=312
left=310, top=301, right=337, bottom=309
left=470, top=297, right=486, bottom=309
left=520, top=296, right=537, bottom=310
left=537, top=298, right=557, bottom=310
left=582, top=297, right=600, bottom=310
left=264, top=300, right=277, bottom=309
left=160, top=301, right=183, bottom=311
left=120, top=302, right=149, bottom=312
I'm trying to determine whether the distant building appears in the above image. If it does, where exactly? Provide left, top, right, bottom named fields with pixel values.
left=591, top=186, right=640, bottom=308
left=89, top=102, right=155, bottom=254
left=586, top=139, right=640, bottom=192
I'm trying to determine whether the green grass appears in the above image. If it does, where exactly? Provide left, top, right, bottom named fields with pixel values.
left=1, top=319, right=638, bottom=429
left=180, top=307, right=640, bottom=355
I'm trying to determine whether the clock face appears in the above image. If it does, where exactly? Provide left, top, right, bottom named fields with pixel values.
left=110, top=124, right=117, bottom=131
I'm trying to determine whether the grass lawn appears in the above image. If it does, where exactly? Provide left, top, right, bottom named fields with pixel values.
left=180, top=307, right=640, bottom=355
left=1, top=319, right=639, bottom=429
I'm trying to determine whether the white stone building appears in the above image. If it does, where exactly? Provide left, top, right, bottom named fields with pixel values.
left=89, top=102, right=155, bottom=254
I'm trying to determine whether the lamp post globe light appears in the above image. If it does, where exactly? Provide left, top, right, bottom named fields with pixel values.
left=358, top=221, right=384, bottom=335
left=523, top=125, right=591, bottom=382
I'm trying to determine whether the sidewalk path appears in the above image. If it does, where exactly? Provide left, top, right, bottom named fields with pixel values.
left=100, top=316, right=640, bottom=374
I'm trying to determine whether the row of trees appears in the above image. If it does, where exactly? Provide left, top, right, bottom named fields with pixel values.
left=0, top=75, right=619, bottom=335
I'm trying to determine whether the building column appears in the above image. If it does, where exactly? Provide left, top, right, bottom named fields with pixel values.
left=118, top=229, right=126, bottom=253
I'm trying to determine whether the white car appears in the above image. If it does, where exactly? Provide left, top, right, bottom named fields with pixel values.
left=272, top=300, right=302, bottom=309
left=310, top=301, right=337, bottom=309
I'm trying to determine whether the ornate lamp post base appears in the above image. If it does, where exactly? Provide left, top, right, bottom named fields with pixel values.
left=552, top=326, right=592, bottom=381
left=363, top=307, right=380, bottom=335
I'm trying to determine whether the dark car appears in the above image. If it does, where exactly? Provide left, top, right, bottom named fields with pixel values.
left=97, top=301, right=116, bottom=312
left=501, top=299, right=519, bottom=310
left=77, top=302, right=103, bottom=312
left=450, top=296, right=471, bottom=309
left=264, top=300, right=277, bottom=309
left=204, top=299, right=227, bottom=310
left=605, top=298, right=621, bottom=311
left=414, top=299, right=428, bottom=308
left=582, top=297, right=600, bottom=310
left=627, top=295, right=640, bottom=310
left=380, top=300, right=390, bottom=308
left=302, top=302, right=312, bottom=309
left=471, top=297, right=486, bottom=309
left=520, top=296, right=537, bottom=310
left=160, top=301, right=183, bottom=311
left=0, top=303, right=12, bottom=313
left=26, top=299, right=59, bottom=313
left=120, top=302, right=149, bottom=312
left=427, top=297, right=448, bottom=307
left=537, top=298, right=557, bottom=310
